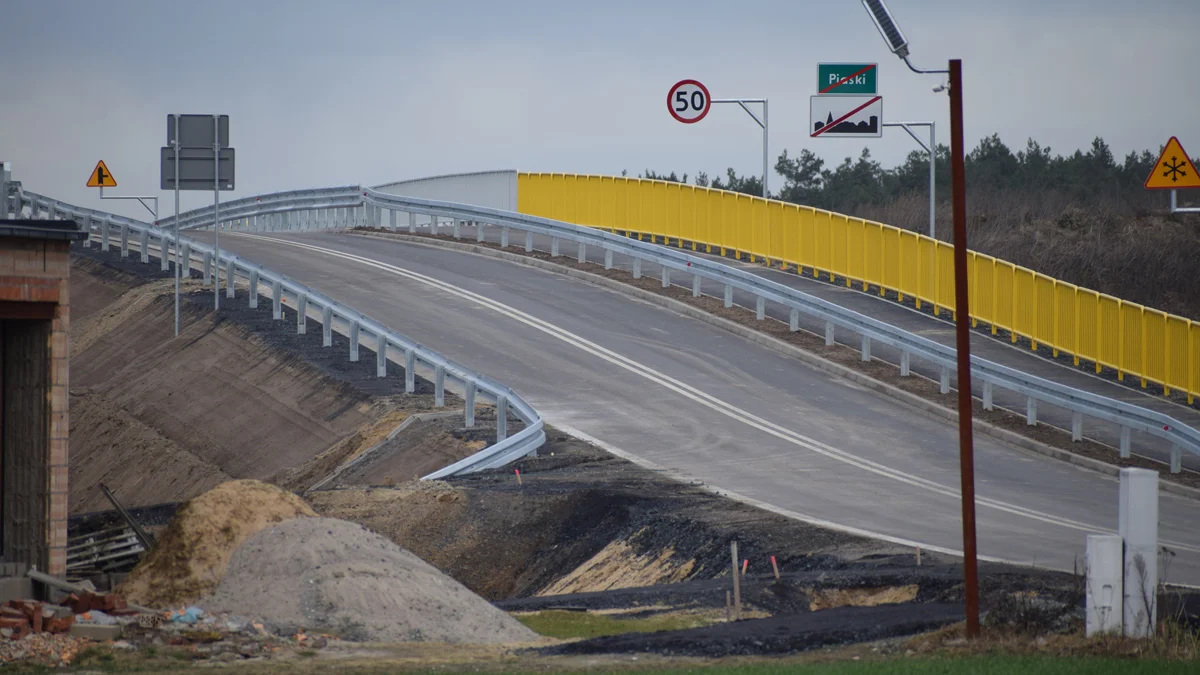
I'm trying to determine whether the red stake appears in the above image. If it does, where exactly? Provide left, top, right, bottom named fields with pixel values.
left=514, top=469, right=523, bottom=487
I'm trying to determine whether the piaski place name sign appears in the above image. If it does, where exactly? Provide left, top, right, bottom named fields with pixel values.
left=811, top=63, right=882, bottom=138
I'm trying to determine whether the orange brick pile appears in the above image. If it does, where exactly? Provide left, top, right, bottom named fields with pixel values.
left=0, top=592, right=133, bottom=641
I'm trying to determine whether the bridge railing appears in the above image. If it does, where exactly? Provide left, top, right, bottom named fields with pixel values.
left=4, top=182, right=544, bottom=479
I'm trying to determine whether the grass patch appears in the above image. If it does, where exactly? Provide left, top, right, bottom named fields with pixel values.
left=515, top=609, right=716, bottom=639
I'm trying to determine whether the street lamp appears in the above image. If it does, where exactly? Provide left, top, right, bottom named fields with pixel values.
left=861, top=0, right=981, bottom=640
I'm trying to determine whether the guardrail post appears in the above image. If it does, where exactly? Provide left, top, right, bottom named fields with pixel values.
left=160, top=235, right=170, bottom=271
left=408, top=212, right=416, bottom=234
left=376, top=333, right=388, bottom=377
left=120, top=224, right=129, bottom=257
left=1119, top=427, right=1131, bottom=458
left=272, top=280, right=282, bottom=319
left=476, top=221, right=485, bottom=243
left=551, top=237, right=559, bottom=256
left=203, top=252, right=212, bottom=286
left=430, top=214, right=438, bottom=233
left=578, top=243, right=587, bottom=264
left=982, top=380, right=993, bottom=409
left=525, top=231, right=533, bottom=252
left=464, top=380, right=476, bottom=427
left=248, top=270, right=259, bottom=308
left=662, top=266, right=671, bottom=288
left=179, top=243, right=191, bottom=276
left=349, top=321, right=360, bottom=361
left=755, top=297, right=765, bottom=320
left=724, top=285, right=733, bottom=308
left=500, top=226, right=509, bottom=247
left=901, top=351, right=911, bottom=376
left=388, top=208, right=397, bottom=230
left=632, top=258, right=642, bottom=279
left=226, top=259, right=236, bottom=298
left=405, top=350, right=416, bottom=393
left=453, top=219, right=461, bottom=239
left=824, top=321, right=834, bottom=346
left=1171, top=446, right=1182, bottom=473
left=1026, top=397, right=1038, bottom=425
left=860, top=335, right=871, bottom=361
left=604, top=249, right=613, bottom=270
left=434, top=365, right=445, bottom=406
left=789, top=308, right=799, bottom=331
left=1071, top=412, right=1083, bottom=442
left=139, top=230, right=149, bottom=263
left=496, top=396, right=508, bottom=441
left=322, top=306, right=333, bottom=347
left=940, top=367, right=950, bottom=394
left=297, top=294, right=307, bottom=334
left=101, top=221, right=110, bottom=251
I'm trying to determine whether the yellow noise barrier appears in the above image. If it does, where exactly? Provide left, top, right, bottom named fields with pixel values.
left=517, top=173, right=1198, bottom=404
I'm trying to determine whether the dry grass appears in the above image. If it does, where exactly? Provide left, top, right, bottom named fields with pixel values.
left=853, top=190, right=1200, bottom=320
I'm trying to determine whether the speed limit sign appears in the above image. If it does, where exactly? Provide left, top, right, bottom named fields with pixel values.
left=667, top=80, right=711, bottom=124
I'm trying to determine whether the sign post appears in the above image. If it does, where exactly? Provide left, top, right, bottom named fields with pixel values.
left=667, top=79, right=770, bottom=198
left=1145, top=136, right=1200, bottom=214
left=162, top=114, right=234, bottom=325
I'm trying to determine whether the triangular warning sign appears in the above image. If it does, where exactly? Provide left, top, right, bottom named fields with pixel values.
left=1145, top=137, right=1200, bottom=190
left=86, top=160, right=117, bottom=188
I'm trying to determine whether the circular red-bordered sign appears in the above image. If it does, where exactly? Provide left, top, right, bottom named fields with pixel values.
left=667, top=79, right=711, bottom=124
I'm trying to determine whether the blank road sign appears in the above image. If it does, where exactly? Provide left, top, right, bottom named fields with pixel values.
left=160, top=147, right=235, bottom=191
left=167, top=114, right=230, bottom=149
left=810, top=95, right=883, bottom=138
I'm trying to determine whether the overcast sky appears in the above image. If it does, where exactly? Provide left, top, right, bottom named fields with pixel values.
left=3, top=0, right=1196, bottom=220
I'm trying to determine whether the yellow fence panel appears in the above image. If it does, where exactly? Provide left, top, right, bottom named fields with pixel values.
left=515, top=173, right=1200, bottom=400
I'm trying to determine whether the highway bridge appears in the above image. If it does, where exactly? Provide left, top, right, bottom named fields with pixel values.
left=7, top=169, right=1200, bottom=585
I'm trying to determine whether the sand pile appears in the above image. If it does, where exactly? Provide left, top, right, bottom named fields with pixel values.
left=201, top=517, right=538, bottom=644
left=119, top=480, right=316, bottom=607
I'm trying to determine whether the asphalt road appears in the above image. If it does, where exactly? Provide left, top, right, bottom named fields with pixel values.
left=192, top=229, right=1200, bottom=585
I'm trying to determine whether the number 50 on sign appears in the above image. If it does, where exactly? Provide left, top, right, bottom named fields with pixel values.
left=667, top=80, right=711, bottom=124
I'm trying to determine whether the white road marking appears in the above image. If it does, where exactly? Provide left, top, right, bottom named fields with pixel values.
left=234, top=232, right=1200, bottom=554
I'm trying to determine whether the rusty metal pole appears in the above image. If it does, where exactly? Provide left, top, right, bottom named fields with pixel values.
left=949, top=58, right=980, bottom=639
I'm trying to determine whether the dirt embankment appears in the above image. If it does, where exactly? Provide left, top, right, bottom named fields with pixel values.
left=67, top=252, right=471, bottom=514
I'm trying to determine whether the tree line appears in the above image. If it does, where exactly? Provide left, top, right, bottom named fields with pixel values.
left=629, top=135, right=1184, bottom=215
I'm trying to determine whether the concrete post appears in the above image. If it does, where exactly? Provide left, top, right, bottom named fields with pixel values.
left=900, top=351, right=911, bottom=377
left=139, top=230, right=149, bottom=263
left=551, top=237, right=559, bottom=256
left=940, top=367, right=951, bottom=395
left=694, top=275, right=703, bottom=298
left=525, top=231, right=533, bottom=252
left=349, top=322, right=360, bottom=361
left=1026, top=397, right=1038, bottom=425
left=434, top=365, right=445, bottom=407
left=1120, top=427, right=1131, bottom=459
left=1072, top=412, right=1084, bottom=442
left=272, top=280, right=282, bottom=320
left=824, top=321, right=834, bottom=346
left=662, top=266, right=671, bottom=288
left=578, top=243, right=587, bottom=264
left=755, top=297, right=765, bottom=320
left=1119, top=468, right=1158, bottom=638
left=861, top=335, right=871, bottom=361
left=496, top=396, right=508, bottom=441
left=632, top=258, right=642, bottom=279
left=225, top=259, right=236, bottom=298
left=1086, top=534, right=1123, bottom=637
left=405, top=350, right=416, bottom=394
left=248, top=271, right=259, bottom=308
left=500, top=227, right=509, bottom=248
left=376, top=333, right=387, bottom=377
left=322, top=307, right=333, bottom=347
left=604, top=250, right=613, bottom=270
left=982, top=380, right=993, bottom=409
left=297, top=294, right=307, bottom=334
left=789, top=308, right=799, bottom=331
left=724, top=285, right=733, bottom=308
left=464, top=380, right=476, bottom=427
left=1171, top=446, right=1182, bottom=474
left=120, top=224, right=129, bottom=257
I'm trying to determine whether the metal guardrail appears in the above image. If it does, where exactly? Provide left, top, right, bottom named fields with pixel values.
left=12, top=180, right=1198, bottom=474
left=5, top=183, right=544, bottom=479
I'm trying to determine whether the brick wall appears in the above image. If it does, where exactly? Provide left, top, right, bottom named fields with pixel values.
left=0, top=238, right=70, bottom=577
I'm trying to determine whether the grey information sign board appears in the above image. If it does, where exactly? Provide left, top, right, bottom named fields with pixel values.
left=160, top=147, right=235, bottom=191
left=167, top=114, right=230, bottom=148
